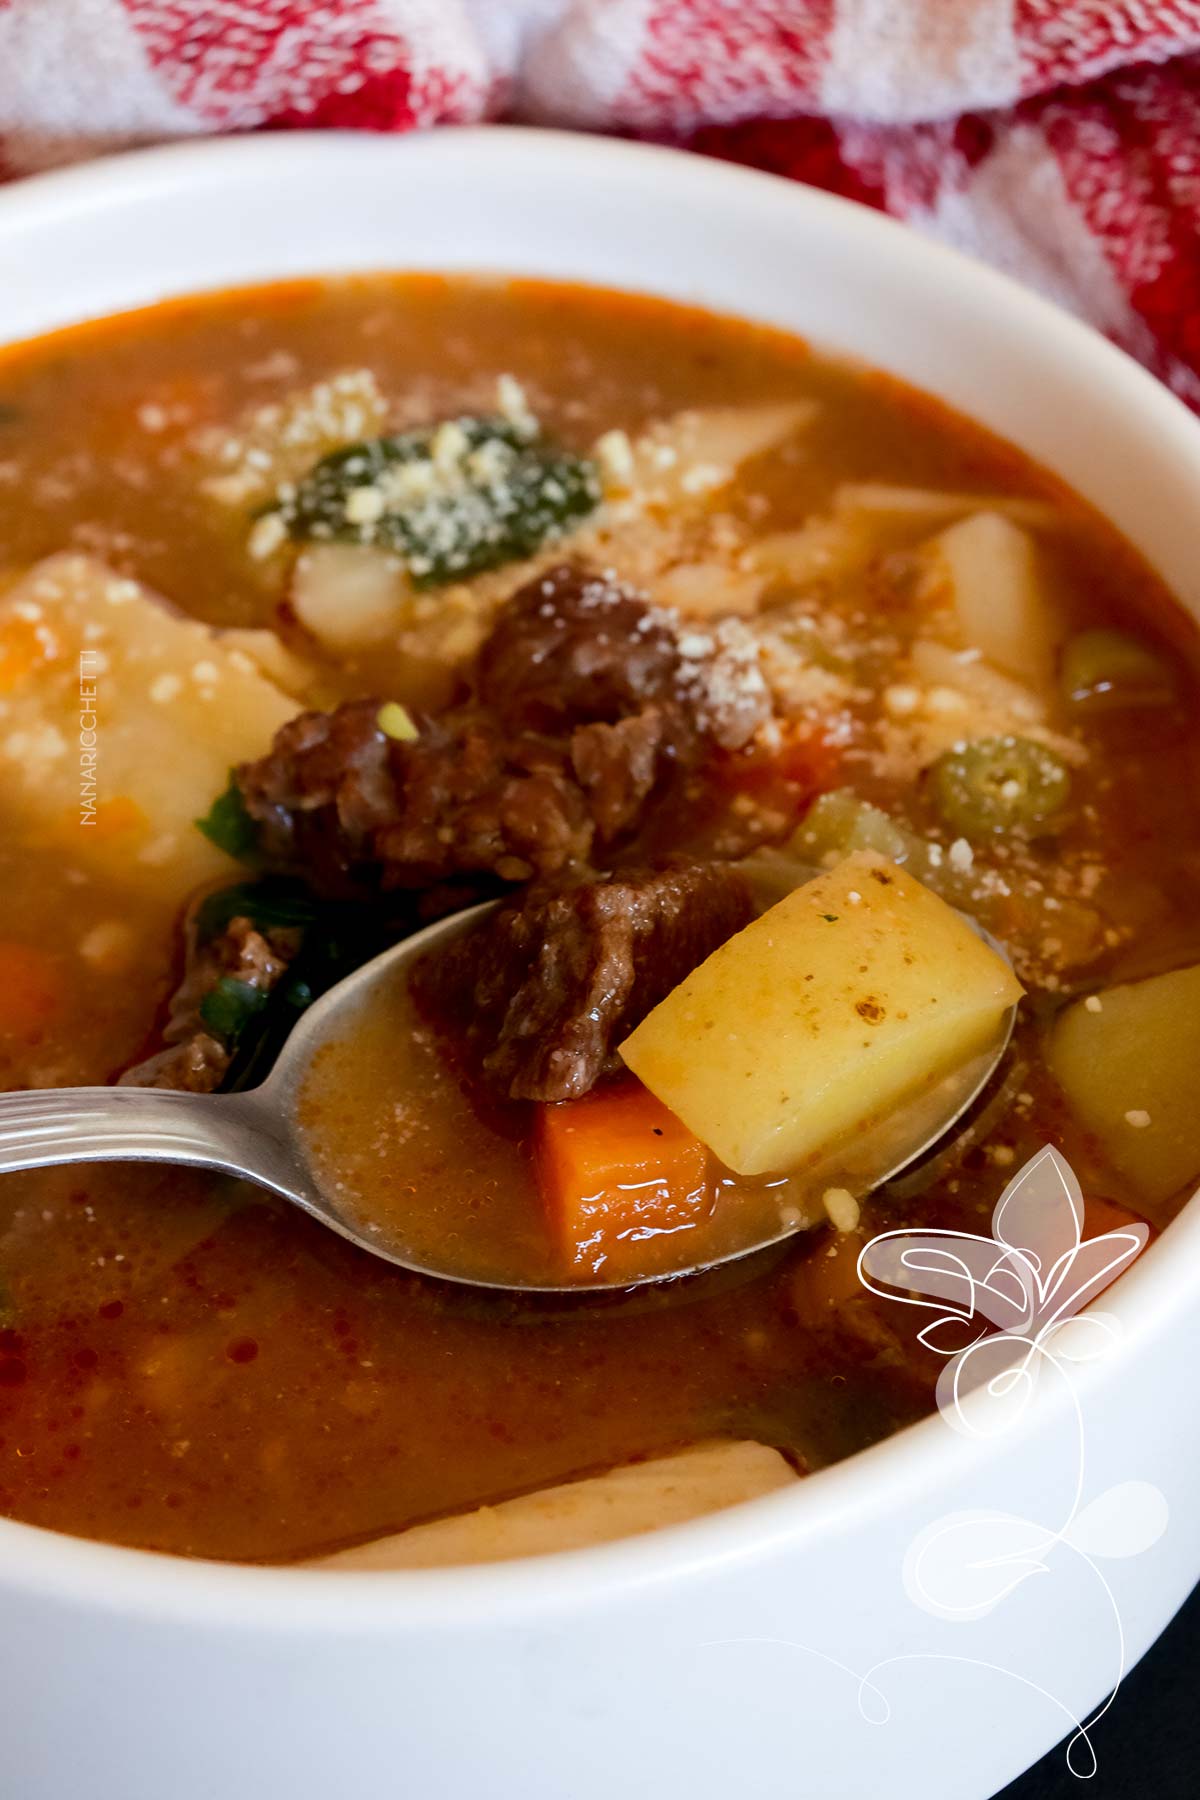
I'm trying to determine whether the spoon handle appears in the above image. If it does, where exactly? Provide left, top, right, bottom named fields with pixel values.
left=0, top=1085, right=266, bottom=1180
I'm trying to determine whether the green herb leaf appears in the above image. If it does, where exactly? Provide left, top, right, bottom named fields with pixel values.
left=194, top=879, right=319, bottom=945
left=199, top=976, right=270, bottom=1045
left=195, top=776, right=258, bottom=861
left=275, top=415, right=600, bottom=587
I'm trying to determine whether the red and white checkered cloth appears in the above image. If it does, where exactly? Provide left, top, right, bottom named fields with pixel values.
left=2, top=2, right=1200, bottom=402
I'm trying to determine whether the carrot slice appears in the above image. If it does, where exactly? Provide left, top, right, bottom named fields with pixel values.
left=0, top=942, right=64, bottom=1042
left=534, top=1079, right=710, bottom=1273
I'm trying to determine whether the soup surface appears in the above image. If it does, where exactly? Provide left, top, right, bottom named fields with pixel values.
left=0, top=276, right=1196, bottom=1563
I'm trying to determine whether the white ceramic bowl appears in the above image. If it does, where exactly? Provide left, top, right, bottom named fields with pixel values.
left=0, top=130, right=1197, bottom=1800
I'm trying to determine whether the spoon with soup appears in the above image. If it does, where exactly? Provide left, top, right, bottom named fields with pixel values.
left=0, top=853, right=1020, bottom=1291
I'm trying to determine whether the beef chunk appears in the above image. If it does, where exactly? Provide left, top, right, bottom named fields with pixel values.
left=478, top=564, right=683, bottom=730
left=236, top=699, right=398, bottom=890
left=569, top=708, right=671, bottom=844
left=239, top=702, right=592, bottom=896
left=120, top=910, right=301, bottom=1094
left=479, top=563, right=772, bottom=751
left=235, top=562, right=773, bottom=897
left=412, top=860, right=753, bottom=1103
left=372, top=716, right=592, bottom=887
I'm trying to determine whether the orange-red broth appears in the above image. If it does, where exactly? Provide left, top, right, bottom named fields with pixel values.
left=0, top=276, right=1193, bottom=1562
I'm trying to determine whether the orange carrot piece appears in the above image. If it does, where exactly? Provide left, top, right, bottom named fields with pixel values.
left=0, top=941, right=64, bottom=1042
left=534, top=1080, right=710, bottom=1272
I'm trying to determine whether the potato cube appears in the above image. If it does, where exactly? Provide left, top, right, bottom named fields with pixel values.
left=1048, top=963, right=1200, bottom=1210
left=620, top=852, right=1022, bottom=1177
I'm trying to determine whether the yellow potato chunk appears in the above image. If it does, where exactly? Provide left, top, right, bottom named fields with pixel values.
left=1048, top=963, right=1200, bottom=1210
left=620, top=852, right=1023, bottom=1178
left=0, top=554, right=298, bottom=903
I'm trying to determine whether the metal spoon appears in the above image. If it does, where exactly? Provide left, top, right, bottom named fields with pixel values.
left=0, top=898, right=1016, bottom=1293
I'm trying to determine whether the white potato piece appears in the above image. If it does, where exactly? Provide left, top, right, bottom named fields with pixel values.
left=926, top=510, right=1059, bottom=689
left=291, top=541, right=414, bottom=651
left=0, top=554, right=297, bottom=901
left=1048, top=963, right=1200, bottom=1210
left=621, top=851, right=1023, bottom=1178
left=311, top=1441, right=798, bottom=1570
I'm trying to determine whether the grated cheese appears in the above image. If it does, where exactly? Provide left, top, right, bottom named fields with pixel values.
left=822, top=1187, right=861, bottom=1234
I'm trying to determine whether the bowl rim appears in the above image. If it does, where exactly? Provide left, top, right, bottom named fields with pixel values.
left=1, top=123, right=1198, bottom=1630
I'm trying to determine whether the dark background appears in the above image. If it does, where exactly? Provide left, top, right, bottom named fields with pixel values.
left=997, top=1583, right=1198, bottom=1797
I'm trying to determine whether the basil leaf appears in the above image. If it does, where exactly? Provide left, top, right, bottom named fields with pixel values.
left=277, top=415, right=600, bottom=587
left=194, top=879, right=319, bottom=946
left=195, top=776, right=258, bottom=861
left=199, top=976, right=269, bottom=1045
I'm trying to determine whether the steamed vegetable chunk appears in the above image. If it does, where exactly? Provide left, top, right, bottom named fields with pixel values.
left=1048, top=964, right=1200, bottom=1209
left=621, top=852, right=1023, bottom=1178
left=535, top=1083, right=710, bottom=1273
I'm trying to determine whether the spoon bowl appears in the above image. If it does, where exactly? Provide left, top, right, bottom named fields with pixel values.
left=0, top=893, right=1016, bottom=1292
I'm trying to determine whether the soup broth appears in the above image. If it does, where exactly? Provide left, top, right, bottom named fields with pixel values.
left=0, top=277, right=1196, bottom=1563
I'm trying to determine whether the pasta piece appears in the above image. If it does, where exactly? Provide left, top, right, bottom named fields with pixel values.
left=312, top=1441, right=798, bottom=1569
left=749, top=515, right=874, bottom=590
left=624, top=401, right=817, bottom=505
left=834, top=483, right=1061, bottom=531
left=924, top=511, right=1060, bottom=689
left=0, top=555, right=298, bottom=902
left=650, top=560, right=764, bottom=618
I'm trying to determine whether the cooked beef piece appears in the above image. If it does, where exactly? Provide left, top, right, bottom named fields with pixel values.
left=239, top=702, right=593, bottom=895
left=236, top=698, right=400, bottom=891
left=412, top=860, right=753, bottom=1103
left=371, top=716, right=592, bottom=887
left=478, top=563, right=772, bottom=751
left=477, top=564, right=684, bottom=730
left=568, top=708, right=671, bottom=844
left=235, top=562, right=774, bottom=897
left=120, top=910, right=301, bottom=1094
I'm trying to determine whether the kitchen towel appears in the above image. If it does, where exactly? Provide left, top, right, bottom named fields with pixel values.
left=1, top=1, right=1199, bottom=400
